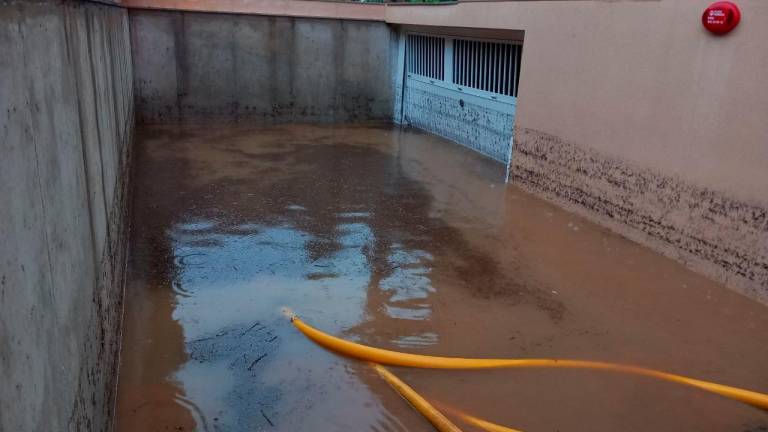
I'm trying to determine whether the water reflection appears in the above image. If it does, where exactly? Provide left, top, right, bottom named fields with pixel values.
left=165, top=202, right=443, bottom=428
left=117, top=124, right=562, bottom=431
left=392, top=332, right=439, bottom=348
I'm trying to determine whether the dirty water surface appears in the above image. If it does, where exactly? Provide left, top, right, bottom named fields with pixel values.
left=117, top=124, right=768, bottom=432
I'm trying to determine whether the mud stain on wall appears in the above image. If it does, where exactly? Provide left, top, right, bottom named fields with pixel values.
left=403, top=83, right=515, bottom=163
left=512, top=127, right=768, bottom=303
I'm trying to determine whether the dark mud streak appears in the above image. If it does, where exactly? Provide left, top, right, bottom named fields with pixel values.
left=172, top=12, right=186, bottom=124
left=44, top=3, right=133, bottom=431
left=403, top=85, right=514, bottom=163
left=69, top=140, right=131, bottom=432
left=512, top=127, right=768, bottom=302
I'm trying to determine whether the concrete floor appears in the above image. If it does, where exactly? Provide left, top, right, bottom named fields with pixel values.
left=117, top=124, right=768, bottom=432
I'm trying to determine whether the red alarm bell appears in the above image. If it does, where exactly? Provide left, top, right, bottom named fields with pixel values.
left=702, top=1, right=741, bottom=35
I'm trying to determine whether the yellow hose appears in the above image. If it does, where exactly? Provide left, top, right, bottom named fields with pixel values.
left=373, top=364, right=464, bottom=432
left=435, top=402, right=524, bottom=432
left=375, top=364, right=519, bottom=432
left=290, top=315, right=768, bottom=410
left=454, top=412, right=523, bottom=432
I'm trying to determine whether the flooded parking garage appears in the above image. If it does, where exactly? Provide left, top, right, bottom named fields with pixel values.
left=4, top=2, right=768, bottom=431
left=116, top=124, right=768, bottom=432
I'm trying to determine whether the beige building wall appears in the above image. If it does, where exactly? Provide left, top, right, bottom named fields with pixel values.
left=388, top=0, right=768, bottom=203
left=387, top=0, right=768, bottom=302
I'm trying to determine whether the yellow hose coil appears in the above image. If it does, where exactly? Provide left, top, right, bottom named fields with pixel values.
left=290, top=315, right=768, bottom=410
left=375, top=365, right=521, bottom=432
left=373, top=364, right=464, bottom=432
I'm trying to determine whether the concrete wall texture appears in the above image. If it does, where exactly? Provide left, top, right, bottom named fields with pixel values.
left=386, top=0, right=768, bottom=302
left=0, top=1, right=133, bottom=431
left=130, top=10, right=396, bottom=124
left=122, top=0, right=386, bottom=21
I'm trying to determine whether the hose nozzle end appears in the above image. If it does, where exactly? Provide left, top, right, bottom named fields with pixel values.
left=281, top=306, right=297, bottom=322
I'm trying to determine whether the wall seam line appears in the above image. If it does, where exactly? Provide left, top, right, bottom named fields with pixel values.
left=17, top=8, right=58, bottom=310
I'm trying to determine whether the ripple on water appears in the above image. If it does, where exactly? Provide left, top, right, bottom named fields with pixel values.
left=392, top=332, right=439, bottom=348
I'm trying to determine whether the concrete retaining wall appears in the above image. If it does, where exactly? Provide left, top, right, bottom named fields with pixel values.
left=130, top=9, right=396, bottom=124
left=0, top=1, right=133, bottom=430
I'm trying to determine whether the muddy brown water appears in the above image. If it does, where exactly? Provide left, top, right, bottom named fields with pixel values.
left=117, top=124, right=768, bottom=432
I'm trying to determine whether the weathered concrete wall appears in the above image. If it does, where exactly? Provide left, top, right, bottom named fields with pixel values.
left=386, top=0, right=768, bottom=303
left=0, top=1, right=133, bottom=431
left=130, top=9, right=395, bottom=124
left=401, top=78, right=516, bottom=163
left=122, top=0, right=385, bottom=21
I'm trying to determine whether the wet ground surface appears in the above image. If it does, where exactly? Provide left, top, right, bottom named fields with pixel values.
left=117, top=124, right=768, bottom=432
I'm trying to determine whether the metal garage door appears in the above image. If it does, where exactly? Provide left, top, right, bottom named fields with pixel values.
left=401, top=33, right=522, bottom=168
